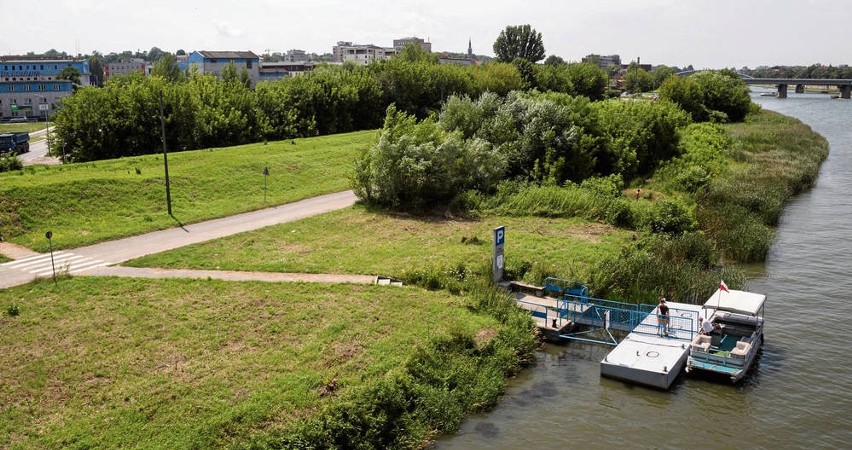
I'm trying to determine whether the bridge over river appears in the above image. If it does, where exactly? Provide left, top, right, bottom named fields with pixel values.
left=742, top=77, right=851, bottom=98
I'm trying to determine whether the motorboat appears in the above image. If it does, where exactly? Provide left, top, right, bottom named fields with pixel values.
left=685, top=288, right=765, bottom=383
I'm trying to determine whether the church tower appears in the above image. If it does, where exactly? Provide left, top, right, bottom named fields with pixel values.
left=467, top=38, right=473, bottom=61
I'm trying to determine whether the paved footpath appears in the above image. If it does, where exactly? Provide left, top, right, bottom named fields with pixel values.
left=0, top=190, right=357, bottom=289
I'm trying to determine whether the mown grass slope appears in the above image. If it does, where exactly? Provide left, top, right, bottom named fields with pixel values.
left=127, top=206, right=633, bottom=284
left=0, top=277, right=508, bottom=448
left=0, top=130, right=377, bottom=252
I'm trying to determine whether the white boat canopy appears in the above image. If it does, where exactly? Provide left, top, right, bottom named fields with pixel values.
left=703, top=289, right=766, bottom=316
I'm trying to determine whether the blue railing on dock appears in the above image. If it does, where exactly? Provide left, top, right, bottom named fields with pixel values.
left=544, top=278, right=589, bottom=299
left=553, top=294, right=697, bottom=342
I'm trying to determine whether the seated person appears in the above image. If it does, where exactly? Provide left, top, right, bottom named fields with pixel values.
left=698, top=317, right=721, bottom=335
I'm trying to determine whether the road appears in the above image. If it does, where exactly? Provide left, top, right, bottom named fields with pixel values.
left=0, top=190, right=358, bottom=289
left=19, top=126, right=61, bottom=166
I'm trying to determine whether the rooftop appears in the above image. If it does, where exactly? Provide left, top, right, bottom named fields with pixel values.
left=197, top=50, right=259, bottom=60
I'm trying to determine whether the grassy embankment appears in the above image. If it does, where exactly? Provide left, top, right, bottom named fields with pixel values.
left=128, top=207, right=632, bottom=285
left=0, top=277, right=534, bottom=448
left=0, top=130, right=377, bottom=252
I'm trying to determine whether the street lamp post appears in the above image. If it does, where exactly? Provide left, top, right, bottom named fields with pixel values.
left=159, top=94, right=173, bottom=216
left=33, top=94, right=51, bottom=155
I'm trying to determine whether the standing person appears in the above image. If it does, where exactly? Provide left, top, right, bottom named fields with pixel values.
left=658, top=297, right=670, bottom=337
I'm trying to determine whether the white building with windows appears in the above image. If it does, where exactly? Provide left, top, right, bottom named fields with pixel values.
left=332, top=42, right=398, bottom=65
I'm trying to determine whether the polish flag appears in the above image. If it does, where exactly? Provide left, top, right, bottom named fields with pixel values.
left=720, top=280, right=729, bottom=293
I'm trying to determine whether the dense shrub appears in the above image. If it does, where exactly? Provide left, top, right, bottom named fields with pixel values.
left=658, top=75, right=708, bottom=121
left=0, top=153, right=23, bottom=173
left=691, top=70, right=751, bottom=123
left=353, top=105, right=504, bottom=209
left=533, top=63, right=608, bottom=100
left=594, top=99, right=691, bottom=179
left=656, top=122, right=732, bottom=192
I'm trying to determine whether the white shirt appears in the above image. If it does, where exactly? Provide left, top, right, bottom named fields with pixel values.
left=700, top=319, right=716, bottom=334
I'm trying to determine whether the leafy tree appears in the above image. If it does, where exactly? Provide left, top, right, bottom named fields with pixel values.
left=397, top=43, right=438, bottom=64
left=511, top=57, right=537, bottom=90
left=691, top=70, right=751, bottom=122
left=544, top=55, right=565, bottom=66
left=87, top=51, right=104, bottom=87
left=658, top=75, right=707, bottom=121
left=176, top=49, right=186, bottom=56
left=563, top=63, right=608, bottom=100
left=239, top=67, right=253, bottom=89
left=623, top=68, right=654, bottom=93
left=148, top=47, right=167, bottom=62
left=150, top=54, right=183, bottom=82
left=221, top=61, right=240, bottom=84
left=56, top=66, right=82, bottom=90
left=652, top=65, right=677, bottom=89
left=468, top=63, right=523, bottom=96
left=493, top=24, right=545, bottom=63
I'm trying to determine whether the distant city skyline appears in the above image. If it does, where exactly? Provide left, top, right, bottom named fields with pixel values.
left=2, top=0, right=848, bottom=69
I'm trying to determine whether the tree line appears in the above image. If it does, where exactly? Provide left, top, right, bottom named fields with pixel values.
left=746, top=64, right=852, bottom=79
left=52, top=55, right=610, bottom=162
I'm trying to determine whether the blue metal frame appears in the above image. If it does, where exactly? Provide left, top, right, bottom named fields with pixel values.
left=528, top=291, right=698, bottom=346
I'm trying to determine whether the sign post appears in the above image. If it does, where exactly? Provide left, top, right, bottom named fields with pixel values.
left=493, top=226, right=505, bottom=283
left=45, top=231, right=56, bottom=285
left=262, top=165, right=269, bottom=204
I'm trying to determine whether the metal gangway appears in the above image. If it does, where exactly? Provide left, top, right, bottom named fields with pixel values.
left=529, top=279, right=698, bottom=346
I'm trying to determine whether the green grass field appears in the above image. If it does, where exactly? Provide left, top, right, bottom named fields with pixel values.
left=127, top=206, right=633, bottom=284
left=0, top=130, right=378, bottom=252
left=0, top=277, right=502, bottom=448
left=0, top=122, right=47, bottom=134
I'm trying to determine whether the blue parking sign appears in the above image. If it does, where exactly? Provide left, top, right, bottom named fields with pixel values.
left=494, top=226, right=505, bottom=246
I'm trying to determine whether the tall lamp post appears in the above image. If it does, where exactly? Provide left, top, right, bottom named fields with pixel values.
left=33, top=94, right=52, bottom=155
left=159, top=93, right=173, bottom=216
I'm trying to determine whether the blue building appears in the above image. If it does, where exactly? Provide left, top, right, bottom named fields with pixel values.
left=187, top=51, right=260, bottom=85
left=0, top=57, right=91, bottom=120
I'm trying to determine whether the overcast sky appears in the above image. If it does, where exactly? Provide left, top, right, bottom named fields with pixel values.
left=2, top=0, right=848, bottom=68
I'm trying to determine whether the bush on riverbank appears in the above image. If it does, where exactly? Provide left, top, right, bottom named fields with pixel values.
left=248, top=283, right=536, bottom=449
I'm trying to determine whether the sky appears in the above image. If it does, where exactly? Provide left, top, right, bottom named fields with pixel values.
left=1, top=0, right=849, bottom=68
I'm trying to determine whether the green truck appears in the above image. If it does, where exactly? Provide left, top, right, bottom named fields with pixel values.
left=0, top=133, right=30, bottom=154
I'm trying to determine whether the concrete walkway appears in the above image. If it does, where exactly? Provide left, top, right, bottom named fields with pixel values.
left=0, top=190, right=358, bottom=289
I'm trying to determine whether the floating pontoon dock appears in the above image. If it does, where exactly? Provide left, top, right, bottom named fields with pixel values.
left=600, top=301, right=702, bottom=389
left=509, top=279, right=703, bottom=389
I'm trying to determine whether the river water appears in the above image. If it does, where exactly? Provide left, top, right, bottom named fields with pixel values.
left=436, top=92, right=852, bottom=449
